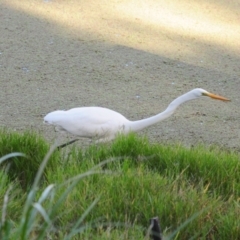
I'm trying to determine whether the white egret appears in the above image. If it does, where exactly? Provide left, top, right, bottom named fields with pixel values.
left=44, top=88, right=229, bottom=145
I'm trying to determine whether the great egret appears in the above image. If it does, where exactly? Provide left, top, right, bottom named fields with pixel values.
left=44, top=88, right=229, bottom=144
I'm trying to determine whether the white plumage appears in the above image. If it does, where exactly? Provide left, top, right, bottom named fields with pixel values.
left=44, top=88, right=229, bottom=142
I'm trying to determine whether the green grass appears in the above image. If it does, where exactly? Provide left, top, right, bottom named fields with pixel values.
left=0, top=129, right=239, bottom=239
left=0, top=129, right=61, bottom=189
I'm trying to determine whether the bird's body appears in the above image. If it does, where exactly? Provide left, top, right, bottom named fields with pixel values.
left=44, top=88, right=229, bottom=142
left=45, top=107, right=130, bottom=141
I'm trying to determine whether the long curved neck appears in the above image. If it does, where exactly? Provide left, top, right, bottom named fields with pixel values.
left=126, top=91, right=197, bottom=132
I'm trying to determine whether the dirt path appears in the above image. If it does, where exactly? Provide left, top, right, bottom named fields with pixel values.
left=0, top=0, right=239, bottom=149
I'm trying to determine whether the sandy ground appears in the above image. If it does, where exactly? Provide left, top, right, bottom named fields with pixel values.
left=0, top=0, right=239, bottom=150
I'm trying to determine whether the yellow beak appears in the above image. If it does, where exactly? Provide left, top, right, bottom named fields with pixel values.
left=204, top=92, right=230, bottom=101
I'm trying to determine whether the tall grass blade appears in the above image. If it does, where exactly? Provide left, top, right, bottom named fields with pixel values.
left=32, top=203, right=52, bottom=226
left=32, top=143, right=58, bottom=189
left=166, top=208, right=207, bottom=240
left=1, top=186, right=12, bottom=225
left=38, top=184, right=55, bottom=203
left=0, top=153, right=25, bottom=165
left=64, top=196, right=101, bottom=239
left=16, top=143, right=58, bottom=239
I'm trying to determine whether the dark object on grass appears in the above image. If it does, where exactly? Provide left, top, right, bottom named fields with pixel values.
left=57, top=139, right=79, bottom=149
left=149, top=217, right=162, bottom=240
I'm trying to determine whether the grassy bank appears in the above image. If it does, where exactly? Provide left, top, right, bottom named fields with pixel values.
left=0, top=129, right=239, bottom=239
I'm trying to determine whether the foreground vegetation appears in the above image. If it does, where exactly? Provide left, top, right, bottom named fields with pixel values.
left=0, top=129, right=239, bottom=239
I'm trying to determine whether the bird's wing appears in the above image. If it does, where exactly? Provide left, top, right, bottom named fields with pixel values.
left=60, top=107, right=128, bottom=138
left=67, top=107, right=126, bottom=122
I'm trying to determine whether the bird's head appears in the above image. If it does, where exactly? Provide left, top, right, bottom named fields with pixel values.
left=193, top=88, right=230, bottom=101
left=44, top=110, right=65, bottom=125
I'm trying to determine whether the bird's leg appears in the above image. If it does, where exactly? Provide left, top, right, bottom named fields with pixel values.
left=95, top=136, right=114, bottom=143
left=57, top=139, right=79, bottom=149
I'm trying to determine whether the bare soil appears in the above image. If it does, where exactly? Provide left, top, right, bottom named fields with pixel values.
left=0, top=0, right=239, bottom=150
